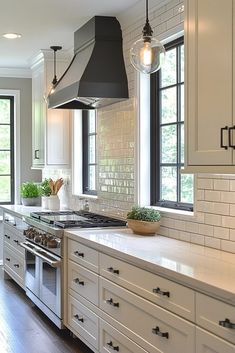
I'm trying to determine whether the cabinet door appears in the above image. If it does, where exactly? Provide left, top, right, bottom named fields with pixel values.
left=196, top=328, right=235, bottom=353
left=185, top=0, right=233, bottom=165
left=32, top=65, right=45, bottom=167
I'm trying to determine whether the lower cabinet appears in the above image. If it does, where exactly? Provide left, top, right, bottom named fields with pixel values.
left=196, top=328, right=235, bottom=353
left=64, top=236, right=235, bottom=353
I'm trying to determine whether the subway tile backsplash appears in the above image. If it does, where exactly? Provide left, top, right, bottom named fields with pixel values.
left=43, top=0, right=235, bottom=254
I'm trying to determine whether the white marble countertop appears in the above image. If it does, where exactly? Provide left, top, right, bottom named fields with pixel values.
left=0, top=205, right=44, bottom=217
left=65, top=228, right=235, bottom=305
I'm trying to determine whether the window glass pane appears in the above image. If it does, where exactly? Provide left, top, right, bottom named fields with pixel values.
left=88, top=135, right=96, bottom=164
left=0, top=99, right=10, bottom=123
left=180, top=45, right=184, bottom=82
left=0, top=176, right=11, bottom=202
left=181, top=124, right=184, bottom=164
left=180, top=84, right=184, bottom=121
left=160, top=166, right=177, bottom=202
left=161, top=125, right=177, bottom=163
left=161, top=48, right=176, bottom=87
left=160, top=87, right=177, bottom=124
left=0, top=151, right=11, bottom=174
left=89, top=111, right=96, bottom=134
left=88, top=166, right=96, bottom=191
left=0, top=125, right=10, bottom=149
left=181, top=174, right=194, bottom=203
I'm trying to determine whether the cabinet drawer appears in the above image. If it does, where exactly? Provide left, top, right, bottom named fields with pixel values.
left=196, top=293, right=235, bottom=344
left=4, top=224, right=25, bottom=256
left=100, top=319, right=149, bottom=353
left=68, top=260, right=99, bottom=305
left=100, top=253, right=195, bottom=321
left=68, top=294, right=99, bottom=349
left=196, top=327, right=235, bottom=353
left=68, top=239, right=98, bottom=273
left=99, top=278, right=195, bottom=353
left=4, top=246, right=25, bottom=286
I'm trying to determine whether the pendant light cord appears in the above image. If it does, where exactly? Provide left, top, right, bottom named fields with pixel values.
left=142, top=0, right=153, bottom=38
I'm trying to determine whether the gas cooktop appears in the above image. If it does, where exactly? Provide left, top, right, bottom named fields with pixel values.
left=30, top=210, right=126, bottom=229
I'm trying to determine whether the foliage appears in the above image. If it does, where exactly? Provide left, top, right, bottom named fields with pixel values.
left=20, top=182, right=40, bottom=198
left=39, top=179, right=51, bottom=196
left=127, top=206, right=161, bottom=222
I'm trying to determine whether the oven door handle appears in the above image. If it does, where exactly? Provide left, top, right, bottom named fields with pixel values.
left=34, top=250, right=61, bottom=268
left=20, top=242, right=61, bottom=268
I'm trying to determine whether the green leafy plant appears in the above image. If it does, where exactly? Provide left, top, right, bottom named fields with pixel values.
left=20, top=182, right=40, bottom=198
left=127, top=206, right=161, bottom=222
left=39, top=179, right=51, bottom=197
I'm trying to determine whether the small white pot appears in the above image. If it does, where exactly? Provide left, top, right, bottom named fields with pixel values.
left=41, top=196, right=50, bottom=209
left=48, top=195, right=60, bottom=211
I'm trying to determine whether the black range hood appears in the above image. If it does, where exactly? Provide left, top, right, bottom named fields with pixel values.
left=48, top=16, right=129, bottom=110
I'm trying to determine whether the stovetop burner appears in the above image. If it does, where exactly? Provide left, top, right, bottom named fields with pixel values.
left=30, top=210, right=126, bottom=229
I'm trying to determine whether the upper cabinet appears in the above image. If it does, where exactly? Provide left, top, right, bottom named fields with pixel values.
left=185, top=0, right=235, bottom=172
left=31, top=51, right=72, bottom=169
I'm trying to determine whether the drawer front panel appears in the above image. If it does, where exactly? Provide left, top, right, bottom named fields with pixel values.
left=196, top=293, right=235, bottom=344
left=68, top=239, right=98, bottom=273
left=68, top=294, right=99, bottom=349
left=100, top=253, right=195, bottom=321
left=99, top=278, right=195, bottom=353
left=4, top=224, right=25, bottom=256
left=4, top=246, right=24, bottom=285
left=100, top=319, right=149, bottom=353
left=196, top=327, right=235, bottom=353
left=68, top=260, right=99, bottom=305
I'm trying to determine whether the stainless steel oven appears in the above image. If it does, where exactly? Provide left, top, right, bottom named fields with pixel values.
left=21, top=227, right=63, bottom=328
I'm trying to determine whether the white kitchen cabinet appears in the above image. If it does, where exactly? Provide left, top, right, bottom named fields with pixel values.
left=185, top=0, right=235, bottom=172
left=196, top=328, right=235, bottom=353
left=3, top=211, right=27, bottom=288
left=31, top=51, right=71, bottom=169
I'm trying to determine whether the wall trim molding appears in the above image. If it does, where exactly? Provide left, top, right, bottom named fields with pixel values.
left=0, top=68, right=32, bottom=78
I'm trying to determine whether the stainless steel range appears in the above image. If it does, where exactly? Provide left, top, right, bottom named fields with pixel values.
left=21, top=210, right=126, bottom=328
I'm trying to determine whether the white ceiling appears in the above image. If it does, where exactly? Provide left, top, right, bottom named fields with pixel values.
left=0, top=0, right=141, bottom=69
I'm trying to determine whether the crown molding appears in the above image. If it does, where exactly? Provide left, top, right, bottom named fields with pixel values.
left=0, top=68, right=32, bottom=78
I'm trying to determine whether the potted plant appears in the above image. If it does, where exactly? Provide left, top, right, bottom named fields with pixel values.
left=20, top=182, right=41, bottom=206
left=127, top=206, right=161, bottom=236
left=39, top=179, right=51, bottom=209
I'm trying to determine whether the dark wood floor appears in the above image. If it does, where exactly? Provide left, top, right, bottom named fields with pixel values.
left=0, top=268, right=93, bottom=353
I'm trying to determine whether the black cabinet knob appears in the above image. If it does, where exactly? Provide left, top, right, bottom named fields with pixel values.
left=219, top=318, right=235, bottom=329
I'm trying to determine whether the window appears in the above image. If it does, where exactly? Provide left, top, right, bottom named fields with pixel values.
left=0, top=96, right=14, bottom=204
left=150, top=37, right=193, bottom=211
left=82, top=110, right=97, bottom=195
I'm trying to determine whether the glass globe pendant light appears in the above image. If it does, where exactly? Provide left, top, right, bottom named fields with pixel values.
left=130, top=0, right=165, bottom=74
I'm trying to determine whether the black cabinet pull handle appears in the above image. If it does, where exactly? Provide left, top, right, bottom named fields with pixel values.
left=74, top=251, right=84, bottom=257
left=14, top=264, right=20, bottom=268
left=73, top=278, right=84, bottom=286
left=106, top=298, right=119, bottom=307
left=219, top=318, right=235, bottom=329
left=6, top=258, right=10, bottom=262
left=14, top=240, right=19, bottom=244
left=107, top=267, right=119, bottom=275
left=74, top=314, right=84, bottom=322
left=4, top=234, right=10, bottom=239
left=107, top=341, right=119, bottom=351
left=34, top=149, right=40, bottom=159
left=220, top=126, right=229, bottom=150
left=153, top=287, right=170, bottom=297
left=152, top=326, right=169, bottom=339
left=229, top=126, right=235, bottom=149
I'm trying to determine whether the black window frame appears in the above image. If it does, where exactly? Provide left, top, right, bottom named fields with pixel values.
left=150, top=36, right=193, bottom=212
left=0, top=95, right=15, bottom=204
left=82, top=110, right=97, bottom=196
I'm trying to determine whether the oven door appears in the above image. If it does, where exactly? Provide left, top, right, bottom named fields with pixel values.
left=21, top=241, right=62, bottom=318
left=39, top=254, right=61, bottom=318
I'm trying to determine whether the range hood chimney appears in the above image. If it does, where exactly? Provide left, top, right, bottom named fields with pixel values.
left=48, top=16, right=129, bottom=110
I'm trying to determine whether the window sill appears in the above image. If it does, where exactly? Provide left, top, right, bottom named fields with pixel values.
left=146, top=205, right=194, bottom=218
left=78, top=194, right=98, bottom=200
